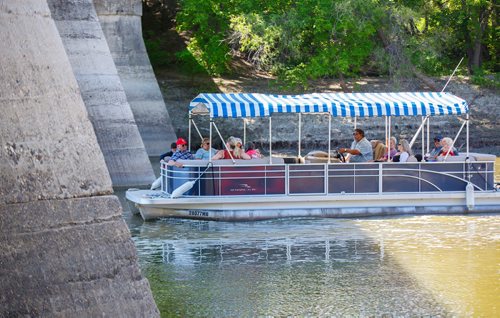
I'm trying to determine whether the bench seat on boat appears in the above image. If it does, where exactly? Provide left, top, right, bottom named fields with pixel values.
left=176, top=157, right=285, bottom=167
left=436, top=152, right=495, bottom=162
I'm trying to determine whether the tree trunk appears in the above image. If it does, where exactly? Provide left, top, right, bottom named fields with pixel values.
left=471, top=6, right=491, bottom=71
left=376, top=27, right=438, bottom=91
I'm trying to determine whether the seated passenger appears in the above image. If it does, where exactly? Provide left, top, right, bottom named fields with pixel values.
left=392, top=139, right=412, bottom=162
left=439, top=137, right=457, bottom=157
left=377, top=136, right=397, bottom=161
left=371, top=139, right=386, bottom=162
left=168, top=137, right=194, bottom=167
left=427, top=135, right=443, bottom=161
left=159, top=141, right=178, bottom=161
left=194, top=137, right=217, bottom=160
left=245, top=141, right=263, bottom=159
left=212, top=136, right=251, bottom=160
left=339, top=128, right=373, bottom=162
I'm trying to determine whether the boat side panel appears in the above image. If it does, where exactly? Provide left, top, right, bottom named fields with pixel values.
left=163, top=161, right=495, bottom=197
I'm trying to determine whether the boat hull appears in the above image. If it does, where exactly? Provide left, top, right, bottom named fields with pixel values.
left=126, top=189, right=500, bottom=221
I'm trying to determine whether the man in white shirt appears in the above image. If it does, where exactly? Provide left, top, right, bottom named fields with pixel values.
left=339, top=128, right=373, bottom=163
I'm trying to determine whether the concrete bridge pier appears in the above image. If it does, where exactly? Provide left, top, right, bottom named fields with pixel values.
left=0, top=1, right=159, bottom=316
left=94, top=0, right=177, bottom=156
left=47, top=0, right=156, bottom=187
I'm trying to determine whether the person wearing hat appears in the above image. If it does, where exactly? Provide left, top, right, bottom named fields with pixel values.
left=159, top=141, right=178, bottom=161
left=427, top=135, right=443, bottom=161
left=168, top=137, right=194, bottom=167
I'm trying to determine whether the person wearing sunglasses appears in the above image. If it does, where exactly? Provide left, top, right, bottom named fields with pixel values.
left=393, top=139, right=412, bottom=162
left=194, top=137, right=217, bottom=160
left=339, top=128, right=373, bottom=163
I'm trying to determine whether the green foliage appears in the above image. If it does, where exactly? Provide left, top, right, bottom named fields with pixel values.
left=145, top=0, right=499, bottom=87
left=144, top=36, right=174, bottom=68
left=174, top=49, right=207, bottom=75
left=176, top=0, right=232, bottom=75
left=471, top=68, right=500, bottom=89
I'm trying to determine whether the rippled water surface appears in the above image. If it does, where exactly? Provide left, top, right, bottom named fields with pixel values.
left=123, top=210, right=500, bottom=317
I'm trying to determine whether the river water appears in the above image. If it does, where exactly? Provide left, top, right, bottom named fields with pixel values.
left=116, top=158, right=500, bottom=317
left=118, top=195, right=499, bottom=317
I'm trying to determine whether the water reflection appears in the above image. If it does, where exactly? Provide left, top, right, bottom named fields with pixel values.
left=131, top=218, right=450, bottom=317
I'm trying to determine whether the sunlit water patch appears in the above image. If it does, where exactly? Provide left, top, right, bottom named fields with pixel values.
left=354, top=214, right=500, bottom=317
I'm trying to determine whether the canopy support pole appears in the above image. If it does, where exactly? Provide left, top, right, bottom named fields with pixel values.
left=209, top=119, right=213, bottom=163
left=421, top=116, right=425, bottom=158
left=426, top=117, right=430, bottom=154
left=188, top=112, right=192, bottom=152
left=444, top=120, right=467, bottom=161
left=388, top=117, right=392, bottom=161
left=213, top=121, right=235, bottom=163
left=466, top=114, right=469, bottom=158
left=409, top=115, right=430, bottom=148
left=298, top=113, right=302, bottom=158
left=385, top=116, right=388, bottom=160
left=328, top=114, right=332, bottom=163
left=191, top=118, right=203, bottom=141
left=269, top=117, right=272, bottom=164
left=243, top=118, right=247, bottom=146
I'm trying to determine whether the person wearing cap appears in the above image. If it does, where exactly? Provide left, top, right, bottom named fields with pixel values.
left=160, top=142, right=178, bottom=161
left=339, top=128, right=373, bottom=163
left=427, top=135, right=443, bottom=161
left=168, top=137, right=194, bottom=167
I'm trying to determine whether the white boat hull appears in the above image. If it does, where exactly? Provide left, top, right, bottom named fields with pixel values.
left=126, top=189, right=500, bottom=221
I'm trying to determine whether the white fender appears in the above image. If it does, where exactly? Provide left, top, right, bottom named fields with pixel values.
left=466, top=182, right=475, bottom=210
left=171, top=180, right=196, bottom=199
left=150, top=177, right=162, bottom=190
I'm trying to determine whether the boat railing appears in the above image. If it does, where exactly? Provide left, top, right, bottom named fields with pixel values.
left=160, top=160, right=496, bottom=197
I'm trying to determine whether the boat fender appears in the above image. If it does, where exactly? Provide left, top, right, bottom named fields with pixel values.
left=150, top=177, right=162, bottom=190
left=466, top=182, right=475, bottom=210
left=171, top=180, right=196, bottom=199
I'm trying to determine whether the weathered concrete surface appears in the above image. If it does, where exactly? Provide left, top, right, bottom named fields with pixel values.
left=47, top=0, right=155, bottom=187
left=0, top=196, right=159, bottom=317
left=0, top=1, right=159, bottom=316
left=94, top=0, right=177, bottom=156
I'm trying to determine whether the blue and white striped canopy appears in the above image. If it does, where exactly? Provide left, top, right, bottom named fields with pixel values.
left=189, top=92, right=469, bottom=118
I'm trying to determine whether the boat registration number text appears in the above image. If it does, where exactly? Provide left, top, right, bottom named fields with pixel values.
left=188, top=210, right=209, bottom=217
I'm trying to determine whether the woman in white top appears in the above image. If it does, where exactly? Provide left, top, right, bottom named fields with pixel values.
left=395, top=139, right=412, bottom=162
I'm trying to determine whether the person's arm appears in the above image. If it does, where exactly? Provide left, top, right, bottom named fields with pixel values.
left=211, top=150, right=224, bottom=160
left=339, top=148, right=361, bottom=155
left=240, top=151, right=251, bottom=160
left=168, top=159, right=184, bottom=168
left=168, top=152, right=185, bottom=167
